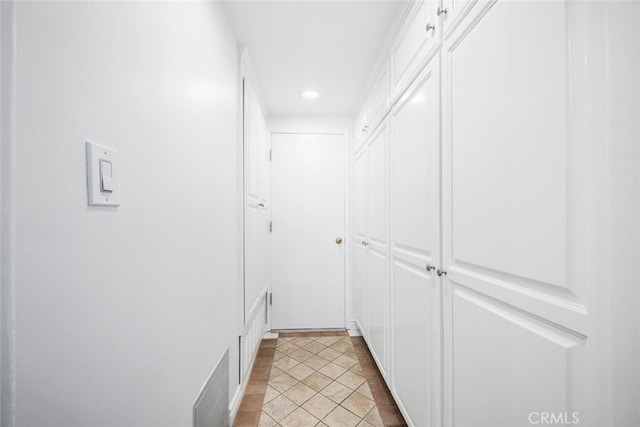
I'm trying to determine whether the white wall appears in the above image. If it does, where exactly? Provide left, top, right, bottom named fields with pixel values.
left=1, top=1, right=17, bottom=424
left=6, top=2, right=241, bottom=426
left=607, top=2, right=640, bottom=426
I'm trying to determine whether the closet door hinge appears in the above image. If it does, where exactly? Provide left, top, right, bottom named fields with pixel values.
left=269, top=293, right=273, bottom=305
left=269, top=149, right=272, bottom=161
left=269, top=221, right=273, bottom=232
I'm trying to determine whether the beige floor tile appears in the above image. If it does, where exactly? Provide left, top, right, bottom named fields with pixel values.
left=355, top=383, right=373, bottom=400
left=276, top=340, right=294, bottom=350
left=280, top=343, right=303, bottom=356
left=289, top=348, right=314, bottom=363
left=316, top=336, right=341, bottom=346
left=272, top=351, right=286, bottom=362
left=268, top=373, right=298, bottom=393
left=333, top=354, right=358, bottom=369
left=349, top=364, right=364, bottom=376
left=269, top=367, right=283, bottom=380
left=279, top=407, right=319, bottom=427
left=301, top=393, right=337, bottom=420
left=302, top=355, right=331, bottom=371
left=302, top=372, right=333, bottom=392
left=343, top=348, right=357, bottom=359
left=363, top=407, right=384, bottom=427
left=341, top=392, right=376, bottom=418
left=290, top=338, right=314, bottom=348
left=303, top=341, right=327, bottom=354
left=322, top=406, right=362, bottom=427
left=272, top=356, right=299, bottom=372
left=283, top=382, right=317, bottom=406
left=258, top=412, right=278, bottom=427
left=330, top=339, right=353, bottom=353
left=357, top=420, right=375, bottom=427
left=317, top=347, right=342, bottom=361
left=263, top=395, right=298, bottom=422
left=263, top=386, right=280, bottom=404
left=319, top=363, right=348, bottom=380
left=287, top=363, right=315, bottom=381
left=335, top=371, right=366, bottom=389
left=320, top=381, right=353, bottom=404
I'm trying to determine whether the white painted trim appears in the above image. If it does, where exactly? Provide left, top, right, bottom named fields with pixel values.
left=230, top=298, right=266, bottom=423
left=228, top=378, right=245, bottom=424
left=347, top=320, right=361, bottom=336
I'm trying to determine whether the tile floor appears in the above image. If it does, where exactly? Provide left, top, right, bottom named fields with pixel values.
left=234, top=331, right=407, bottom=427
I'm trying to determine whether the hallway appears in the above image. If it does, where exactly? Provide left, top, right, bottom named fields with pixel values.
left=1, top=1, right=639, bottom=426
left=234, top=332, right=406, bottom=427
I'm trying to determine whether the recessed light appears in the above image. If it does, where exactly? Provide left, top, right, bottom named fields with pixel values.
left=301, top=90, right=319, bottom=100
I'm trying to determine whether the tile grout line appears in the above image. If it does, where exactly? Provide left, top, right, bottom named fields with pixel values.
left=234, top=331, right=407, bottom=427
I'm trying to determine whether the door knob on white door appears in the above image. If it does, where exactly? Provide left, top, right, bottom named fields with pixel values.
left=436, top=268, right=447, bottom=277
left=425, top=264, right=435, bottom=272
left=336, top=237, right=343, bottom=245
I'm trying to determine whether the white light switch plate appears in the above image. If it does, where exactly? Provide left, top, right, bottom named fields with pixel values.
left=86, top=141, right=120, bottom=206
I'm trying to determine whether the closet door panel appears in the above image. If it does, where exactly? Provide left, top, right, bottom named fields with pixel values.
left=366, top=120, right=389, bottom=374
left=393, top=263, right=434, bottom=427
left=442, top=0, right=481, bottom=40
left=391, top=58, right=441, bottom=427
left=355, top=243, right=369, bottom=338
left=391, top=0, right=439, bottom=103
left=442, top=1, right=595, bottom=425
left=449, top=0, right=568, bottom=290
left=367, top=60, right=390, bottom=132
left=368, top=248, right=388, bottom=377
left=368, top=123, right=388, bottom=246
left=451, top=288, right=584, bottom=427
left=355, top=149, right=368, bottom=239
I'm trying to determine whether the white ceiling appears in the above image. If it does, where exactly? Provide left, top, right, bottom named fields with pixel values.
left=222, top=0, right=402, bottom=117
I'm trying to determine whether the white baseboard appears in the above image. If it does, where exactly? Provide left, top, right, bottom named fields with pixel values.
left=347, top=319, right=361, bottom=336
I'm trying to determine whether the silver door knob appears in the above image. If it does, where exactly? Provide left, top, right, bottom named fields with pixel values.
left=436, top=268, right=447, bottom=277
left=425, top=264, right=435, bottom=272
left=437, top=7, right=448, bottom=16
left=425, top=23, right=436, bottom=32
left=336, top=237, right=343, bottom=245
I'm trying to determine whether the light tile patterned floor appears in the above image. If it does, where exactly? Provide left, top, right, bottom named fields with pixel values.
left=234, top=332, right=407, bottom=427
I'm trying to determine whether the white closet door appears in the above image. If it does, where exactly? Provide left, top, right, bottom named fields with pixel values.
left=354, top=149, right=369, bottom=336
left=442, top=1, right=603, bottom=425
left=390, top=57, right=441, bottom=427
left=367, top=121, right=389, bottom=376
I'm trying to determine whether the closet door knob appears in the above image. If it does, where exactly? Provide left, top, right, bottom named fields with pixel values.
left=336, top=237, right=343, bottom=245
left=425, top=264, right=435, bottom=272
left=437, top=7, right=448, bottom=16
left=436, top=268, right=447, bottom=277
left=425, top=23, right=436, bottom=32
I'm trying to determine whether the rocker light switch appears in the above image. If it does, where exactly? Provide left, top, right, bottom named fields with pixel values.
left=86, top=141, right=120, bottom=206
left=100, top=159, right=113, bottom=192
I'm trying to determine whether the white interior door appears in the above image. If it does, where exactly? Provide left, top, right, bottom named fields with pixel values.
left=271, top=133, right=346, bottom=330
